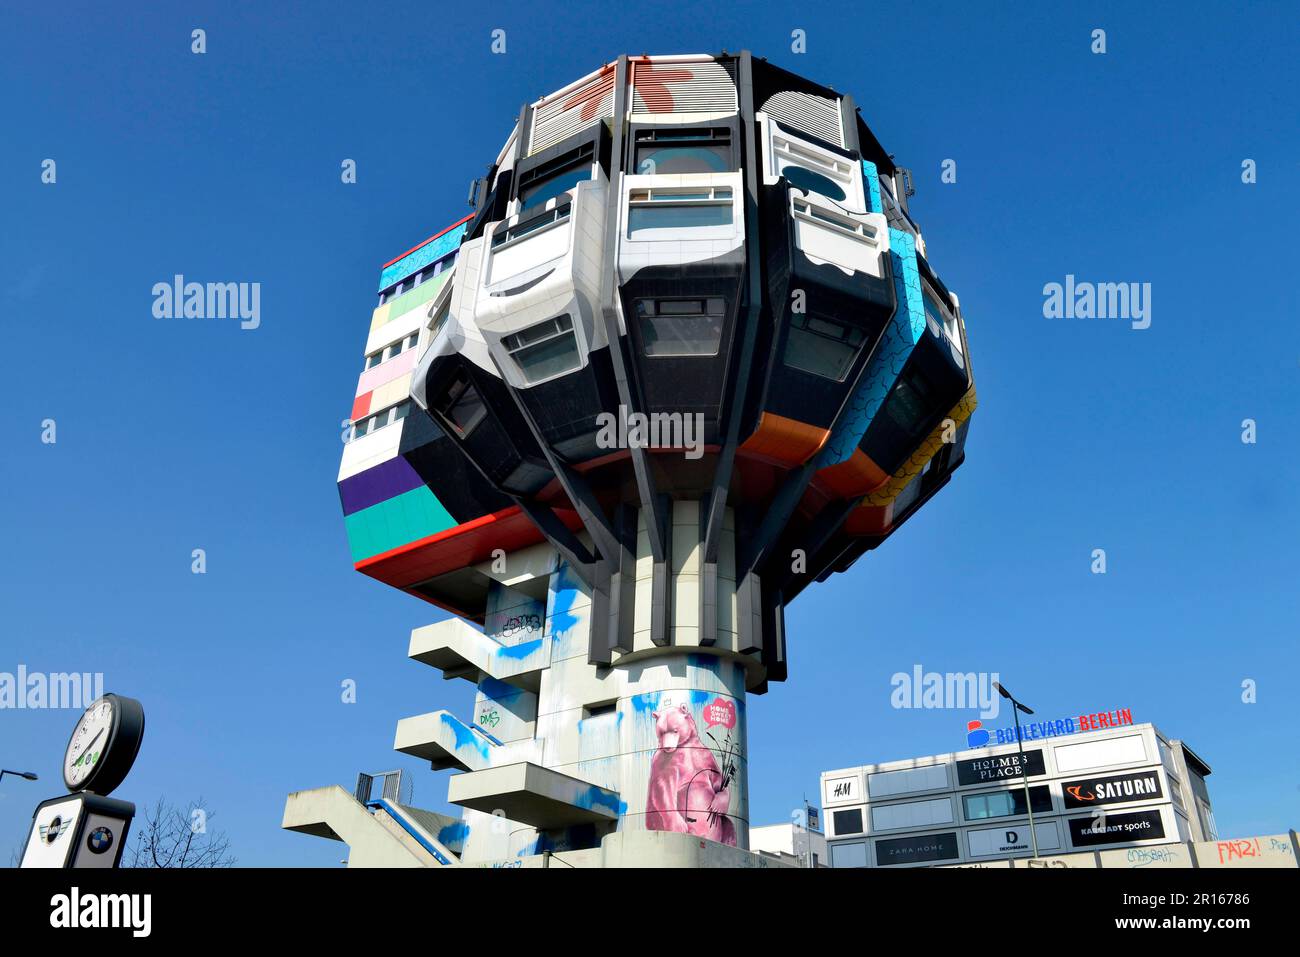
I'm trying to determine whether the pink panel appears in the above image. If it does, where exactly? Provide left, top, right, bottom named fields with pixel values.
left=356, top=346, right=419, bottom=395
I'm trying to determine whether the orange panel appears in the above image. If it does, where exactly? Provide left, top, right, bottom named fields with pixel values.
left=812, top=448, right=891, bottom=499
left=845, top=501, right=894, bottom=536
left=738, top=413, right=829, bottom=467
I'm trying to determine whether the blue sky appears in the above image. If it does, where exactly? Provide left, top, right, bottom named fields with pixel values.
left=1, top=2, right=1296, bottom=866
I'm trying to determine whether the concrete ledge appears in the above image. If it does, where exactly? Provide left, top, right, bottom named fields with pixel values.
left=394, top=710, right=493, bottom=771
left=464, top=830, right=794, bottom=868
left=409, top=618, right=545, bottom=691
left=282, top=785, right=440, bottom=867
left=599, top=830, right=793, bottom=868
left=448, top=762, right=621, bottom=829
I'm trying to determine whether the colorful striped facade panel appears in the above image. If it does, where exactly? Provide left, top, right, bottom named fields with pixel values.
left=863, top=384, right=978, bottom=508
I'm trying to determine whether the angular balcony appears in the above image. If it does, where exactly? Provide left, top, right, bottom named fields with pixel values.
left=282, top=785, right=457, bottom=867
left=447, top=762, right=622, bottom=830
left=408, top=617, right=549, bottom=692
left=394, top=710, right=499, bottom=772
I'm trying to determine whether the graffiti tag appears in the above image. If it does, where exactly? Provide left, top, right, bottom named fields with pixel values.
left=1217, top=838, right=1261, bottom=864
left=703, top=697, right=736, bottom=730
left=501, top=614, right=541, bottom=639
left=1127, top=846, right=1176, bottom=868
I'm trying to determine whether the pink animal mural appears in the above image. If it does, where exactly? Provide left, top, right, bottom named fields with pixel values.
left=645, top=703, right=737, bottom=846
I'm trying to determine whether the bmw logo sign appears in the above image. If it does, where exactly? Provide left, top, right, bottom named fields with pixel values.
left=87, top=826, right=114, bottom=855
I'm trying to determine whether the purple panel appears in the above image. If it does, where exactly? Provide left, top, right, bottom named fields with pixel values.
left=338, top=455, right=426, bottom=516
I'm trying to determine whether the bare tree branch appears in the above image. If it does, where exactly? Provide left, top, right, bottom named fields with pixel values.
left=125, top=796, right=236, bottom=868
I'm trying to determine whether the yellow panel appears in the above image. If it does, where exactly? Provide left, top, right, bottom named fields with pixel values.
left=370, top=373, right=412, bottom=410
left=369, top=301, right=392, bottom=333
left=863, top=385, right=978, bottom=506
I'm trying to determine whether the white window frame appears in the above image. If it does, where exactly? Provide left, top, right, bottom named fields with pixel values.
left=501, top=314, right=581, bottom=385
left=626, top=185, right=734, bottom=240
left=363, top=332, right=421, bottom=372
left=490, top=203, right=572, bottom=254
left=349, top=400, right=410, bottom=442
left=791, top=197, right=880, bottom=245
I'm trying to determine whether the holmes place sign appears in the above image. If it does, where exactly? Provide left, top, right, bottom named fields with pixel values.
left=956, top=749, right=1046, bottom=786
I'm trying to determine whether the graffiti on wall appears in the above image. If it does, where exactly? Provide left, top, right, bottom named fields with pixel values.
left=501, top=613, right=542, bottom=640
left=645, top=703, right=738, bottom=846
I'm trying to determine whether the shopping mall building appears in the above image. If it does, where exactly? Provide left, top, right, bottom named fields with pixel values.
left=820, top=720, right=1234, bottom=868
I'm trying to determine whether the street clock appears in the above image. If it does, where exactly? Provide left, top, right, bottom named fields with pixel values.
left=62, top=693, right=146, bottom=796
left=22, top=693, right=145, bottom=869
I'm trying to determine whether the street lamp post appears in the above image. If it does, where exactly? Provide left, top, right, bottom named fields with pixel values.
left=0, top=769, right=39, bottom=784
left=993, top=683, right=1040, bottom=859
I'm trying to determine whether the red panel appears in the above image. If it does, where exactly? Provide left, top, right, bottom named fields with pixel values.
left=381, top=214, right=475, bottom=269
left=351, top=391, right=372, bottom=421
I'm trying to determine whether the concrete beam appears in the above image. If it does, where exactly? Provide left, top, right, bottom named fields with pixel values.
left=447, top=762, right=621, bottom=829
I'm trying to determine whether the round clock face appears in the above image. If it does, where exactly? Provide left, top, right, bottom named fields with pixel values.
left=64, top=697, right=114, bottom=790
left=61, top=694, right=145, bottom=795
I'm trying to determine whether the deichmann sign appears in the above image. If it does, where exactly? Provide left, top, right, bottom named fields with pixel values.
left=967, top=821, right=1062, bottom=857
left=1068, top=809, right=1166, bottom=848
left=1062, top=769, right=1164, bottom=810
left=956, top=749, right=1046, bottom=786
left=875, top=831, right=959, bottom=865
left=985, top=708, right=1135, bottom=746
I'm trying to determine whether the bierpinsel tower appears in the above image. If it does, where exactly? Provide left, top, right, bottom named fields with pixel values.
left=293, top=52, right=976, bottom=866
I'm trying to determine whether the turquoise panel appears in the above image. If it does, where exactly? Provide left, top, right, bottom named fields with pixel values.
left=862, top=160, right=882, bottom=215
left=377, top=222, right=468, bottom=292
left=815, top=228, right=926, bottom=467
left=344, top=484, right=457, bottom=562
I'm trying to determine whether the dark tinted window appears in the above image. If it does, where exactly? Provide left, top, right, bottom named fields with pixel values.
left=882, top=365, right=938, bottom=438
left=636, top=297, right=726, bottom=357
left=503, top=315, right=580, bottom=383
left=634, top=128, right=733, bottom=175
left=517, top=143, right=596, bottom=211
left=962, top=785, right=1052, bottom=821
left=520, top=165, right=590, bottom=210
left=833, top=808, right=863, bottom=835
left=783, top=312, right=866, bottom=381
left=434, top=371, right=487, bottom=438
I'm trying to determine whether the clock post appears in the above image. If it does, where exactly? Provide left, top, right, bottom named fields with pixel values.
left=19, top=693, right=146, bottom=869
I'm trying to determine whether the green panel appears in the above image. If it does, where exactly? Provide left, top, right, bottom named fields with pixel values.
left=381, top=271, right=450, bottom=326
left=345, top=485, right=457, bottom=563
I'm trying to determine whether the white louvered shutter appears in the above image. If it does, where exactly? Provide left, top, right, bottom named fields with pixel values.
left=761, top=91, right=844, bottom=147
left=630, top=59, right=737, bottom=116
left=529, top=68, right=616, bottom=155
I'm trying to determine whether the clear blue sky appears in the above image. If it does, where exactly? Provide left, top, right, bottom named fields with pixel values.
left=1, top=2, right=1296, bottom=866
